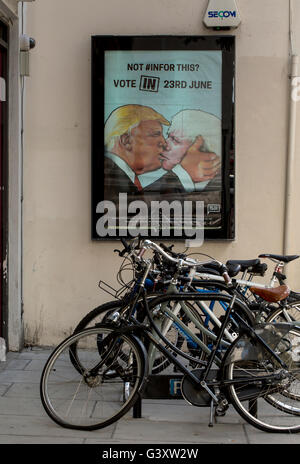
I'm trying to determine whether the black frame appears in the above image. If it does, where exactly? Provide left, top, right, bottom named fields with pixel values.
left=91, top=35, right=235, bottom=241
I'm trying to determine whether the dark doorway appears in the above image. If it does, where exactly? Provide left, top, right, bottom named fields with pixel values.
left=0, top=20, right=8, bottom=340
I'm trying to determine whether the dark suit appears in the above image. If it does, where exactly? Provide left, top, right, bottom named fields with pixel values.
left=200, top=173, right=222, bottom=192
left=102, top=154, right=223, bottom=232
left=103, top=155, right=185, bottom=205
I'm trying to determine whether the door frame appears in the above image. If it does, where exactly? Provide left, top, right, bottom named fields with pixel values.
left=1, top=1, right=24, bottom=351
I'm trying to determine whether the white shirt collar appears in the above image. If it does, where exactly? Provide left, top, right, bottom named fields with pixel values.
left=105, top=152, right=208, bottom=192
left=138, top=168, right=167, bottom=188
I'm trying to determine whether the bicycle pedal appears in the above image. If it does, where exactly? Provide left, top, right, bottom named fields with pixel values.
left=215, top=398, right=229, bottom=416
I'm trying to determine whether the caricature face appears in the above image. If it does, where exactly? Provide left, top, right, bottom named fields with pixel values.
left=129, top=120, right=167, bottom=174
left=159, top=129, right=193, bottom=171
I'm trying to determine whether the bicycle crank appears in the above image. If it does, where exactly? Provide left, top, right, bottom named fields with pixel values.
left=181, top=368, right=221, bottom=407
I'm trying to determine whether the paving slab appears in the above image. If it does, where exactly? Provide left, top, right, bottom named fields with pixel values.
left=0, top=370, right=41, bottom=383
left=5, top=359, right=32, bottom=370
left=0, top=397, right=45, bottom=416
left=0, top=434, right=85, bottom=444
left=245, top=426, right=300, bottom=444
left=0, top=383, right=12, bottom=396
left=24, top=360, right=49, bottom=371
left=137, top=398, right=243, bottom=425
left=112, top=418, right=248, bottom=444
left=0, top=414, right=115, bottom=440
left=134, top=402, right=208, bottom=423
left=2, top=382, right=40, bottom=398
left=2, top=352, right=20, bottom=361
left=85, top=437, right=201, bottom=444
left=18, top=348, right=53, bottom=360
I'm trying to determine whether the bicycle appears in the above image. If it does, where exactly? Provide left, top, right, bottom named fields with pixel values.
left=40, top=239, right=300, bottom=433
left=72, top=239, right=256, bottom=373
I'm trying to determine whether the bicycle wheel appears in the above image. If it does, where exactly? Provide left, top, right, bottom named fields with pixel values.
left=73, top=296, right=185, bottom=375
left=40, top=325, right=147, bottom=430
left=263, top=325, right=300, bottom=409
left=223, top=324, right=300, bottom=433
left=265, top=302, right=300, bottom=398
left=266, top=300, right=300, bottom=324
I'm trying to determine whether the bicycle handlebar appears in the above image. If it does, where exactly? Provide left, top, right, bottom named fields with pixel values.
left=120, top=238, right=130, bottom=252
left=142, top=240, right=193, bottom=265
left=117, top=238, right=232, bottom=286
left=142, top=240, right=232, bottom=284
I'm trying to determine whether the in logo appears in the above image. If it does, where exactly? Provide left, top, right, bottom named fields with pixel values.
left=139, top=75, right=160, bottom=92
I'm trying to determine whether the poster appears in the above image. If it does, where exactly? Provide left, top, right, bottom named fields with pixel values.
left=92, top=36, right=235, bottom=241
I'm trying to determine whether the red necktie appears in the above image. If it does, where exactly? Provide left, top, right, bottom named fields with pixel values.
left=134, top=175, right=143, bottom=191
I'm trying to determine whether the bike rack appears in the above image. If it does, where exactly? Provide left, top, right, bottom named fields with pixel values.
left=133, top=374, right=184, bottom=418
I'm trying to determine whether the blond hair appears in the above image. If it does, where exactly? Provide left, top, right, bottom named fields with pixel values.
left=105, top=104, right=170, bottom=150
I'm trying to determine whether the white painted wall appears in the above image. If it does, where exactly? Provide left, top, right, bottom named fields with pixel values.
left=22, top=0, right=300, bottom=346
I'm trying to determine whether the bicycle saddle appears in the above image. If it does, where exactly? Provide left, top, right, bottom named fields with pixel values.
left=227, top=264, right=241, bottom=277
left=258, top=253, right=299, bottom=263
left=226, top=259, right=260, bottom=272
left=250, top=284, right=290, bottom=303
left=196, top=262, right=241, bottom=277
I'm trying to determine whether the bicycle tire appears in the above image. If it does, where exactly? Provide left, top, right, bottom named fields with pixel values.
left=223, top=324, right=300, bottom=433
left=40, top=325, right=147, bottom=430
left=266, top=300, right=300, bottom=324
left=73, top=300, right=126, bottom=333
left=72, top=297, right=185, bottom=375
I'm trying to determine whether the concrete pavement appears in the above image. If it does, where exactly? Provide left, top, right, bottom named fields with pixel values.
left=0, top=347, right=299, bottom=445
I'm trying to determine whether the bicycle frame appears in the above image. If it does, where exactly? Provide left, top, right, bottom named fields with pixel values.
left=112, top=289, right=292, bottom=403
left=119, top=279, right=237, bottom=371
left=109, top=264, right=256, bottom=372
